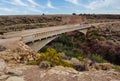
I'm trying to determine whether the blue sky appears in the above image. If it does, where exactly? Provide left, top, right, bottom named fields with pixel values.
left=0, top=0, right=120, bottom=15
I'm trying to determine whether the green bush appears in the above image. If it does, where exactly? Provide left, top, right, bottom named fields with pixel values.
left=77, top=35, right=86, bottom=42
left=90, top=54, right=107, bottom=63
left=60, top=34, right=73, bottom=47
left=66, top=53, right=79, bottom=58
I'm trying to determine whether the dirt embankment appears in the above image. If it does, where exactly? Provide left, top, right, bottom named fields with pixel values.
left=0, top=15, right=85, bottom=34
left=76, top=23, right=120, bottom=65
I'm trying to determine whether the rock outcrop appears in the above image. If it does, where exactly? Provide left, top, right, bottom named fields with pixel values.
left=23, top=66, right=120, bottom=81
left=0, top=63, right=120, bottom=81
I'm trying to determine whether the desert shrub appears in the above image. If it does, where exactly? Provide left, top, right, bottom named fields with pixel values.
left=60, top=34, right=73, bottom=47
left=66, top=52, right=81, bottom=58
left=114, top=65, right=120, bottom=71
left=91, top=29, right=99, bottom=36
left=35, top=23, right=46, bottom=28
left=53, top=43, right=64, bottom=52
left=90, top=54, right=107, bottom=63
left=77, top=56, right=84, bottom=61
left=89, top=35, right=98, bottom=40
left=88, top=29, right=101, bottom=40
left=28, top=48, right=72, bottom=67
left=0, top=45, right=6, bottom=51
left=27, top=61, right=37, bottom=65
left=77, top=35, right=86, bottom=42
left=72, top=13, right=76, bottom=15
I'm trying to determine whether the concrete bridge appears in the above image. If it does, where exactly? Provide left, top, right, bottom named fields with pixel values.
left=0, top=21, right=119, bottom=52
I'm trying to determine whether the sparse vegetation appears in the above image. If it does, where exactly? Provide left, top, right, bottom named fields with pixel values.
left=114, top=65, right=120, bottom=71
left=0, top=15, right=83, bottom=33
left=90, top=54, right=107, bottom=63
left=28, top=48, right=73, bottom=67
left=41, top=28, right=120, bottom=65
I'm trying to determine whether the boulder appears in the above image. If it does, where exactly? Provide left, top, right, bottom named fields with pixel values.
left=70, top=58, right=80, bottom=66
left=83, top=58, right=93, bottom=71
left=70, top=58, right=93, bottom=71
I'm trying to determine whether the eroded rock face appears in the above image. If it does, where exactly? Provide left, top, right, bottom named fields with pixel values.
left=0, top=64, right=26, bottom=81
left=0, top=64, right=120, bottom=81
left=0, top=43, right=37, bottom=64
left=23, top=66, right=120, bottom=81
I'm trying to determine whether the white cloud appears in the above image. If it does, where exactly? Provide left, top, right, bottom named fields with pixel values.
left=27, top=0, right=39, bottom=6
left=47, top=0, right=56, bottom=9
left=65, top=0, right=80, bottom=5
left=27, top=0, right=43, bottom=8
left=0, top=0, right=43, bottom=14
left=14, top=0, right=28, bottom=6
left=85, top=0, right=115, bottom=10
left=0, top=7, right=14, bottom=12
left=0, top=0, right=28, bottom=7
left=116, top=7, right=120, bottom=10
left=28, top=7, right=41, bottom=13
left=7, top=0, right=28, bottom=7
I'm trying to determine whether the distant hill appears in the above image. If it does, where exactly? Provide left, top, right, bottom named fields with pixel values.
left=79, top=14, right=120, bottom=19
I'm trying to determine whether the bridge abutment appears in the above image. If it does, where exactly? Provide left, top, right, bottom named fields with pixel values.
left=78, top=29, right=88, bottom=35
left=27, top=36, right=58, bottom=52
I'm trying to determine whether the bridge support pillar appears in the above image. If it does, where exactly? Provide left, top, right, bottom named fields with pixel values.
left=78, top=29, right=88, bottom=35
left=27, top=36, right=57, bottom=52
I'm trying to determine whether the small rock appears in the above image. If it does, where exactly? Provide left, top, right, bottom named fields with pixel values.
left=70, top=58, right=80, bottom=66
left=84, top=58, right=93, bottom=71
left=0, top=75, right=9, bottom=80
left=5, top=68, right=23, bottom=76
left=39, top=61, right=51, bottom=69
left=6, top=76, right=25, bottom=81
left=0, top=59, right=7, bottom=72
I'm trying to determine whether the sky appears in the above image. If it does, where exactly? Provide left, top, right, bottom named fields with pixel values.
left=0, top=0, right=120, bottom=15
